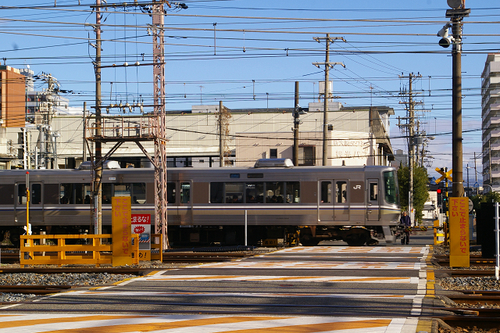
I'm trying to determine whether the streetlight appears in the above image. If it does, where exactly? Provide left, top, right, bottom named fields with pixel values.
left=437, top=0, right=470, bottom=198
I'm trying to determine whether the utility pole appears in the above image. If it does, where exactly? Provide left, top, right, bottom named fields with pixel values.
left=86, top=1, right=188, bottom=249
left=446, top=4, right=470, bottom=198
left=151, top=0, right=169, bottom=249
left=293, top=81, right=300, bottom=166
left=93, top=0, right=103, bottom=235
left=313, top=34, right=345, bottom=166
left=219, top=100, right=224, bottom=167
left=217, top=101, right=231, bottom=167
left=399, top=73, right=422, bottom=222
left=474, top=151, right=478, bottom=195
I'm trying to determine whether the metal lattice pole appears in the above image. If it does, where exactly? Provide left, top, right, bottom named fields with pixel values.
left=152, top=0, right=168, bottom=250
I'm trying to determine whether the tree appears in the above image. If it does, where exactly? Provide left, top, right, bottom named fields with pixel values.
left=397, top=165, right=429, bottom=224
left=471, top=191, right=500, bottom=211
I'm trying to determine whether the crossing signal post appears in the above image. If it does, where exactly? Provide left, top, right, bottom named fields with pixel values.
left=436, top=168, right=452, bottom=215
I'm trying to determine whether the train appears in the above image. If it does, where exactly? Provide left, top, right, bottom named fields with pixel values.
left=0, top=159, right=401, bottom=247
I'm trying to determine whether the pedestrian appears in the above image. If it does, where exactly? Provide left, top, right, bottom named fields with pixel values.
left=400, top=211, right=411, bottom=245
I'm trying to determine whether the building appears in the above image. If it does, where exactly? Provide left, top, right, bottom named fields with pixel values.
left=235, top=103, right=394, bottom=167
left=0, top=65, right=26, bottom=169
left=482, top=54, right=500, bottom=191
left=0, top=66, right=396, bottom=169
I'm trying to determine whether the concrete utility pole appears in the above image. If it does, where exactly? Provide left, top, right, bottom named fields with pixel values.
left=219, top=100, right=224, bottom=167
left=217, top=101, right=231, bottom=167
left=312, top=34, right=345, bottom=166
left=446, top=4, right=470, bottom=198
left=399, top=73, right=422, bottom=220
left=93, top=0, right=103, bottom=235
left=293, top=81, right=300, bottom=166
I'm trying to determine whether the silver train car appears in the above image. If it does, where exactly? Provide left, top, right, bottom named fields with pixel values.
left=0, top=160, right=400, bottom=247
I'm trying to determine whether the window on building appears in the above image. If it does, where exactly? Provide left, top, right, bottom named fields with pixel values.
left=299, top=145, right=315, bottom=166
left=270, top=148, right=278, bottom=159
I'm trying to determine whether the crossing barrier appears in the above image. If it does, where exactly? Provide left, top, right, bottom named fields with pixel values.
left=20, top=234, right=139, bottom=267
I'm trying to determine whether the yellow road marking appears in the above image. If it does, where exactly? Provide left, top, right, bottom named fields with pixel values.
left=42, top=316, right=285, bottom=333
left=0, top=315, right=153, bottom=329
left=218, top=319, right=392, bottom=333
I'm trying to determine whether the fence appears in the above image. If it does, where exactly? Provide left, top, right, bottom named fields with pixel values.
left=20, top=234, right=139, bottom=267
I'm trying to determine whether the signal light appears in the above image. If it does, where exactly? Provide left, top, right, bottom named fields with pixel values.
left=437, top=189, right=442, bottom=194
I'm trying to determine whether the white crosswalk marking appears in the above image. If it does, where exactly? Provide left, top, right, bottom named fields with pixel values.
left=0, top=313, right=404, bottom=332
left=0, top=245, right=433, bottom=332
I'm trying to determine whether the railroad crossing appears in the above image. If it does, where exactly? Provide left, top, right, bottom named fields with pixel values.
left=0, top=241, right=441, bottom=332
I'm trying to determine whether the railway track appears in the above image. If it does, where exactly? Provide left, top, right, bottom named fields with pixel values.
left=162, top=251, right=255, bottom=262
left=433, top=255, right=497, bottom=266
left=433, top=253, right=500, bottom=332
left=1, top=249, right=259, bottom=265
left=435, top=269, right=495, bottom=277
left=0, top=285, right=72, bottom=295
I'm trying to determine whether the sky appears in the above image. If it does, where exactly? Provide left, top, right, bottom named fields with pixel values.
left=0, top=0, right=499, bottom=185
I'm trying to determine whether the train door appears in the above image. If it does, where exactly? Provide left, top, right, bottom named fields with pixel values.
left=319, top=180, right=333, bottom=222
left=333, top=180, right=349, bottom=221
left=15, top=182, right=44, bottom=226
left=367, top=178, right=380, bottom=221
left=179, top=181, right=193, bottom=223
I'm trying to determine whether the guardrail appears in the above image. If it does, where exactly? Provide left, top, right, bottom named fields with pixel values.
left=20, top=234, right=139, bottom=267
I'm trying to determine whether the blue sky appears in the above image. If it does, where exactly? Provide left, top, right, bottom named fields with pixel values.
left=0, top=0, right=499, bottom=184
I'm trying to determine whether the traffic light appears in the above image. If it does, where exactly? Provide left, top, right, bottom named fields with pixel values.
left=436, top=188, right=442, bottom=206
left=442, top=190, right=448, bottom=213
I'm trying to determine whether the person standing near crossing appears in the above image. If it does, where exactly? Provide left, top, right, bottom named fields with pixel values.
left=400, top=211, right=411, bottom=245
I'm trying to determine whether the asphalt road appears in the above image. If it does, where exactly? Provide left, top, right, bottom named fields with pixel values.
left=0, top=228, right=443, bottom=332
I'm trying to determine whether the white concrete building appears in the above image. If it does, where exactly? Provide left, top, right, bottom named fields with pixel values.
left=1, top=101, right=395, bottom=169
left=482, top=54, right=500, bottom=191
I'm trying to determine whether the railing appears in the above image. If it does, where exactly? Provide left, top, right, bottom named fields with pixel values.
left=20, top=234, right=139, bottom=267
left=85, top=115, right=157, bottom=140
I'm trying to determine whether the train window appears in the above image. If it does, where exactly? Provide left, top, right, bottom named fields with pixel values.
left=45, top=184, right=59, bottom=204
left=83, top=185, right=92, bottom=204
left=383, top=171, right=399, bottom=205
left=60, top=183, right=86, bottom=204
left=131, top=183, right=146, bottom=204
left=102, top=184, right=112, bottom=204
left=167, top=182, right=176, bottom=204
left=370, top=183, right=378, bottom=201
left=180, top=182, right=190, bottom=204
left=321, top=181, right=332, bottom=203
left=31, top=184, right=41, bottom=205
left=286, top=182, right=300, bottom=203
left=210, top=182, right=224, bottom=203
left=114, top=184, right=130, bottom=197
left=265, top=182, right=284, bottom=203
left=245, top=183, right=263, bottom=203
left=18, top=184, right=27, bottom=205
left=336, top=181, right=347, bottom=204
left=0, top=185, right=14, bottom=205
left=0, top=184, right=14, bottom=204
left=225, top=183, right=244, bottom=203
